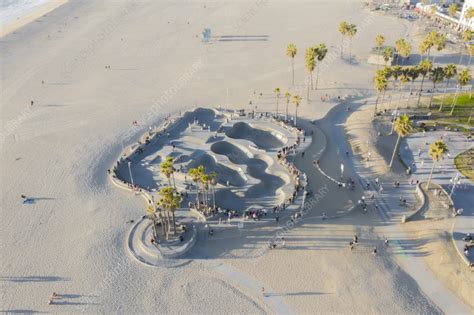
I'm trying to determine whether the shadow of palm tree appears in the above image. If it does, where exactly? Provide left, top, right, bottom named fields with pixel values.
left=0, top=276, right=70, bottom=282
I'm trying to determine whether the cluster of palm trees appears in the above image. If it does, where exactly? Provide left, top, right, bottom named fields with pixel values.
left=372, top=62, right=471, bottom=117
left=144, top=157, right=183, bottom=240
left=147, top=186, right=182, bottom=241
left=282, top=42, right=327, bottom=126
left=305, top=44, right=328, bottom=99
left=286, top=43, right=328, bottom=89
left=188, top=165, right=217, bottom=214
left=338, top=21, right=357, bottom=60
left=273, top=88, right=302, bottom=126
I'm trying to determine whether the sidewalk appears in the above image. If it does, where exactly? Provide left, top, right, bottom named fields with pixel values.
left=340, top=99, right=472, bottom=314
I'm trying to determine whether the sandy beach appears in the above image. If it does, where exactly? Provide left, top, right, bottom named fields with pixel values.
left=0, top=0, right=68, bottom=38
left=1, top=0, right=472, bottom=313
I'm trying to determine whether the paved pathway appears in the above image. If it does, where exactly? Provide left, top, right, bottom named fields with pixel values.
left=400, top=131, right=474, bottom=265
left=329, top=99, right=472, bottom=314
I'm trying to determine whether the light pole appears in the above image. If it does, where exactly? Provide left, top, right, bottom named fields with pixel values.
left=389, top=110, right=399, bottom=135
left=449, top=174, right=461, bottom=198
left=128, top=161, right=135, bottom=187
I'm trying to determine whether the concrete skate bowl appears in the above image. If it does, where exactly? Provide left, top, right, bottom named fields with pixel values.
left=225, top=122, right=286, bottom=149
left=210, top=141, right=287, bottom=200
left=187, top=152, right=246, bottom=187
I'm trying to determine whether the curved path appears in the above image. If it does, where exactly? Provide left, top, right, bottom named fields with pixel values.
left=328, top=98, right=472, bottom=314
left=400, top=132, right=474, bottom=266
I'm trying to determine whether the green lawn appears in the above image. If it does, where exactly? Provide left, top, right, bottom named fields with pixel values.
left=431, top=93, right=473, bottom=127
left=454, top=148, right=474, bottom=182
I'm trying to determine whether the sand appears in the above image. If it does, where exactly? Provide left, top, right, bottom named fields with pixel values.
left=0, top=0, right=68, bottom=38
left=0, top=0, right=468, bottom=313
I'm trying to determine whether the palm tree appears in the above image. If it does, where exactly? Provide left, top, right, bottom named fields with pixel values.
left=417, top=59, right=433, bottom=106
left=160, top=157, right=174, bottom=187
left=389, top=115, right=412, bottom=168
left=314, top=43, right=328, bottom=89
left=292, top=94, right=302, bottom=126
left=450, top=69, right=472, bottom=115
left=388, top=65, right=402, bottom=108
left=346, top=24, right=357, bottom=61
left=274, top=87, right=281, bottom=117
left=440, top=64, right=457, bottom=111
left=188, top=165, right=204, bottom=209
left=375, top=34, right=385, bottom=50
left=373, top=69, right=388, bottom=117
left=338, top=21, right=348, bottom=58
left=209, top=171, right=217, bottom=209
left=428, top=67, right=445, bottom=108
left=397, top=68, right=410, bottom=107
left=459, top=29, right=472, bottom=66
left=426, top=141, right=449, bottom=190
left=375, top=34, right=385, bottom=67
left=406, top=66, right=420, bottom=107
left=286, top=43, right=297, bottom=85
left=284, top=91, right=291, bottom=121
left=146, top=205, right=160, bottom=240
left=158, top=186, right=182, bottom=237
left=382, top=47, right=393, bottom=66
left=305, top=47, right=316, bottom=100
left=200, top=173, right=210, bottom=211
left=395, top=39, right=411, bottom=65
left=431, top=34, right=446, bottom=64
left=419, top=31, right=437, bottom=60
left=448, top=3, right=457, bottom=18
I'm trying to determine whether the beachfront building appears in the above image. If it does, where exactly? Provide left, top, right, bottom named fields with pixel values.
left=415, top=0, right=473, bottom=31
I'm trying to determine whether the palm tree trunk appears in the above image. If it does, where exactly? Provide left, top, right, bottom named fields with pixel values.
left=398, top=83, right=404, bottom=108
left=458, top=46, right=464, bottom=66
left=450, top=87, right=460, bottom=115
left=389, top=134, right=401, bottom=168
left=315, top=64, right=320, bottom=90
left=172, top=173, right=176, bottom=190
left=307, top=75, right=310, bottom=101
left=426, top=161, right=436, bottom=190
left=428, top=83, right=436, bottom=108
left=194, top=182, right=200, bottom=209
left=407, top=81, right=414, bottom=107
left=340, top=36, right=344, bottom=58
left=349, top=38, right=352, bottom=61
left=291, top=58, right=295, bottom=85
left=295, top=107, right=298, bottom=127
left=276, top=97, right=279, bottom=117
left=172, top=211, right=177, bottom=235
left=311, top=71, right=314, bottom=90
left=212, top=185, right=216, bottom=209
left=440, top=79, right=450, bottom=111
left=374, top=92, right=380, bottom=118
left=417, top=75, right=426, bottom=106
left=285, top=101, right=289, bottom=121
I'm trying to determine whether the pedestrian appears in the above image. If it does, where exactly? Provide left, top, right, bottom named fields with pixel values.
left=30, top=100, right=34, bottom=106
left=353, top=235, right=358, bottom=244
left=349, top=241, right=354, bottom=250
left=384, top=238, right=389, bottom=247
left=372, top=247, right=377, bottom=256
left=261, top=287, right=265, bottom=297
left=281, top=237, right=286, bottom=247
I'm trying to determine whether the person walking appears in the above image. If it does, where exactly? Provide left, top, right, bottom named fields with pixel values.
left=372, top=247, right=377, bottom=256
